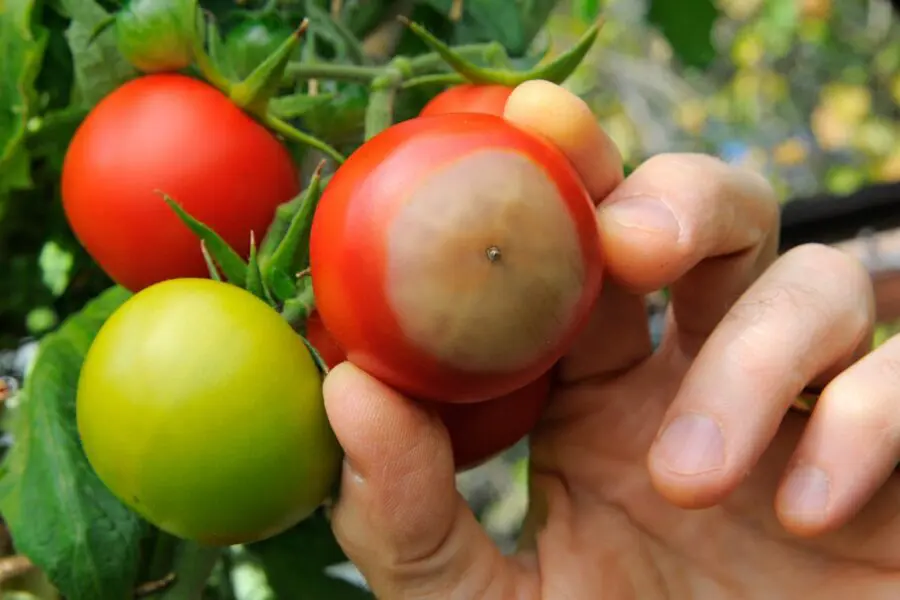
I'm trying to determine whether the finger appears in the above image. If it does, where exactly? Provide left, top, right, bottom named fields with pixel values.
left=323, top=363, right=533, bottom=599
left=504, top=81, right=652, bottom=382
left=647, top=244, right=875, bottom=508
left=503, top=79, right=624, bottom=202
left=597, top=153, right=778, bottom=297
left=776, top=332, right=900, bottom=536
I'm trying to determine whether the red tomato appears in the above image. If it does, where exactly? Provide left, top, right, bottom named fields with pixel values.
left=430, top=372, right=551, bottom=471
left=309, top=113, right=604, bottom=403
left=61, top=73, right=300, bottom=292
left=419, top=84, right=514, bottom=117
left=304, top=311, right=552, bottom=471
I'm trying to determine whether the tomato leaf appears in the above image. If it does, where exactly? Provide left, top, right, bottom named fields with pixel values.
left=60, top=0, right=137, bottom=107
left=247, top=509, right=371, bottom=599
left=646, top=0, right=718, bottom=69
left=0, top=286, right=148, bottom=600
left=0, top=0, right=48, bottom=193
left=159, top=192, right=249, bottom=285
left=267, top=267, right=299, bottom=303
left=304, top=0, right=366, bottom=65
left=263, top=161, right=325, bottom=286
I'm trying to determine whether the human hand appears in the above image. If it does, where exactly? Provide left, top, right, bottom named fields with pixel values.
left=322, top=81, right=899, bottom=599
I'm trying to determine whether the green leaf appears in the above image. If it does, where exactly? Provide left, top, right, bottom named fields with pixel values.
left=38, top=239, right=75, bottom=296
left=0, top=0, right=49, bottom=190
left=646, top=0, right=718, bottom=69
left=61, top=0, right=137, bottom=107
left=0, top=286, right=147, bottom=600
left=248, top=510, right=370, bottom=599
left=304, top=0, right=366, bottom=65
left=160, top=192, right=249, bottom=285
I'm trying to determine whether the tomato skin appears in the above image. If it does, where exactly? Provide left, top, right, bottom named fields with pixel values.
left=76, top=279, right=341, bottom=545
left=419, top=84, right=514, bottom=117
left=309, top=113, right=603, bottom=403
left=61, top=74, right=300, bottom=292
left=430, top=372, right=551, bottom=471
left=304, top=311, right=550, bottom=471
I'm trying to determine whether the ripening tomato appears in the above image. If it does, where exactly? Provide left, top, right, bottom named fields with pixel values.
left=77, top=279, right=341, bottom=545
left=419, top=84, right=514, bottom=117
left=304, top=310, right=551, bottom=471
left=310, top=113, right=603, bottom=403
left=61, top=74, right=300, bottom=292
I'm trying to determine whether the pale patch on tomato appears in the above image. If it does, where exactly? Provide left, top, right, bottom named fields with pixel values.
left=384, top=149, right=587, bottom=373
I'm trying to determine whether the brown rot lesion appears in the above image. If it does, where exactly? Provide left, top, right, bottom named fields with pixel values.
left=485, top=245, right=502, bottom=263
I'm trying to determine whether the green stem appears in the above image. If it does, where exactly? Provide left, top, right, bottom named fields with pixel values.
left=408, top=42, right=506, bottom=73
left=154, top=543, right=221, bottom=600
left=282, top=281, right=316, bottom=325
left=284, top=61, right=384, bottom=82
left=364, top=70, right=402, bottom=140
left=402, top=72, right=465, bottom=89
left=263, top=114, right=346, bottom=163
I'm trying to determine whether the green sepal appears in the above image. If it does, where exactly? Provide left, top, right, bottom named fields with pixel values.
left=200, top=241, right=222, bottom=281
left=262, top=161, right=326, bottom=287
left=301, top=335, right=331, bottom=376
left=245, top=232, right=275, bottom=305
left=280, top=278, right=315, bottom=327
left=159, top=192, right=248, bottom=284
left=230, top=19, right=308, bottom=116
left=268, top=267, right=299, bottom=303
left=400, top=17, right=604, bottom=86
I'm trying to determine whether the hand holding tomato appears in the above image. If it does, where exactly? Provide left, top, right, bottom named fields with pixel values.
left=320, top=81, right=900, bottom=598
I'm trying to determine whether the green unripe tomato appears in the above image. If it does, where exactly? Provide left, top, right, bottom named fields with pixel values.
left=76, top=278, right=341, bottom=545
left=116, top=0, right=201, bottom=73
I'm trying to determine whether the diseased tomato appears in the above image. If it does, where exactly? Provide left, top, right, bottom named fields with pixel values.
left=77, top=279, right=341, bottom=545
left=310, top=113, right=603, bottom=403
left=61, top=74, right=300, bottom=292
left=304, top=310, right=551, bottom=471
left=419, top=84, right=514, bottom=117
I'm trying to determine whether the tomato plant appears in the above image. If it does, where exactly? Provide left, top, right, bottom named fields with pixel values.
left=418, top=84, right=514, bottom=117
left=76, top=278, right=341, bottom=546
left=305, top=310, right=552, bottom=471
left=310, top=112, right=604, bottom=403
left=61, top=73, right=300, bottom=292
left=2, top=3, right=607, bottom=596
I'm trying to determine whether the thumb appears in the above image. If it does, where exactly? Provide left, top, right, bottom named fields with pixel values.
left=322, top=362, right=531, bottom=599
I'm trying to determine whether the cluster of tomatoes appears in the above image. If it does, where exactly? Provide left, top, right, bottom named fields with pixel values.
left=62, top=72, right=605, bottom=546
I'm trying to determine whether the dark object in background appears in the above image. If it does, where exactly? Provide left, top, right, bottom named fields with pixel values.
left=779, top=181, right=900, bottom=252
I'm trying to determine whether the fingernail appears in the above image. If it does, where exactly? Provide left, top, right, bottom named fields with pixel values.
left=653, top=413, right=725, bottom=475
left=600, top=194, right=681, bottom=238
left=781, top=465, right=830, bottom=516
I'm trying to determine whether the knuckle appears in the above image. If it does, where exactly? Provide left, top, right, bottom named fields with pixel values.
left=780, top=243, right=874, bottom=317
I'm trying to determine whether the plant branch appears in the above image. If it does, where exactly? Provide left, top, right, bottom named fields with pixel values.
left=263, top=114, right=347, bottom=163
left=284, top=61, right=384, bottom=82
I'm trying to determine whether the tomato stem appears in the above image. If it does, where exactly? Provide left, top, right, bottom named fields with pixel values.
left=263, top=114, right=346, bottom=163
left=284, top=61, right=384, bottom=83
left=401, top=72, right=466, bottom=90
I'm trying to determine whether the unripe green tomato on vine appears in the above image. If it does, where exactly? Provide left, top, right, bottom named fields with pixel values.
left=116, top=0, right=201, bottom=73
left=76, top=278, right=341, bottom=546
